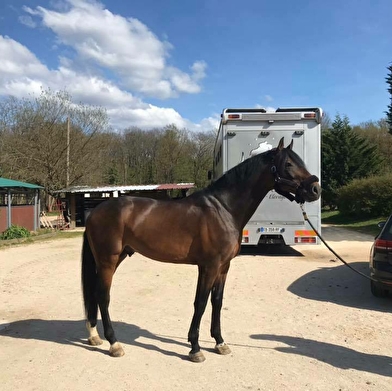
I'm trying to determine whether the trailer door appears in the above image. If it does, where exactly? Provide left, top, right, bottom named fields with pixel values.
left=226, top=127, right=306, bottom=232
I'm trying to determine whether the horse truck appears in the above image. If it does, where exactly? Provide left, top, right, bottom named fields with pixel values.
left=212, top=107, right=323, bottom=246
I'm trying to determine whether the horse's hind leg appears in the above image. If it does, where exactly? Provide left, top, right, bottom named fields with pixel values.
left=96, top=263, right=125, bottom=357
left=86, top=298, right=103, bottom=346
left=210, top=262, right=231, bottom=355
left=82, top=232, right=103, bottom=346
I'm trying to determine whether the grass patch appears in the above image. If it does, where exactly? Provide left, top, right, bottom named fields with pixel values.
left=321, top=210, right=386, bottom=237
left=0, top=229, right=84, bottom=249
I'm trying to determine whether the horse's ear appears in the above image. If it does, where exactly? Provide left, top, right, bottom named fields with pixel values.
left=287, top=139, right=294, bottom=150
left=277, top=137, right=284, bottom=151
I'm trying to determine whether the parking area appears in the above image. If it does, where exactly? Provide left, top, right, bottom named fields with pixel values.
left=1, top=226, right=392, bottom=391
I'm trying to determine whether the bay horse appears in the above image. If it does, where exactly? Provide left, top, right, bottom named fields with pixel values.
left=81, top=137, right=320, bottom=362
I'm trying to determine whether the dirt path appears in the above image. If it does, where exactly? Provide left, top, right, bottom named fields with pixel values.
left=1, top=227, right=392, bottom=391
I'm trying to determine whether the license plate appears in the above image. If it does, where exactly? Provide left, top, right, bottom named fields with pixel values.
left=260, top=227, right=282, bottom=233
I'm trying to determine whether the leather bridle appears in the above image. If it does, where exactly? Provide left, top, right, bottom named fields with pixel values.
left=271, top=164, right=319, bottom=204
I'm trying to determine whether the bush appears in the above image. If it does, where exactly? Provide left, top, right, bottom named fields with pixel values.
left=0, top=225, right=31, bottom=240
left=337, top=174, right=392, bottom=217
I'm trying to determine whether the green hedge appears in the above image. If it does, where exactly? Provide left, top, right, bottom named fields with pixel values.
left=337, top=174, right=392, bottom=217
left=0, top=225, right=31, bottom=240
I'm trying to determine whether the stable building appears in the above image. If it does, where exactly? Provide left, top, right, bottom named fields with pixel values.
left=0, top=177, right=43, bottom=233
left=55, top=183, right=195, bottom=229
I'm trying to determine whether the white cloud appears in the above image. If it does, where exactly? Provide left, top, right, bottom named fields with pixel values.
left=108, top=105, right=188, bottom=131
left=255, top=103, right=276, bottom=112
left=0, top=1, right=215, bottom=132
left=23, top=0, right=205, bottom=98
left=0, top=37, right=213, bottom=130
left=18, top=15, right=37, bottom=28
left=0, top=36, right=49, bottom=78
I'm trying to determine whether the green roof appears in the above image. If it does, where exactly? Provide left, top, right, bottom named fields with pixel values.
left=0, top=177, right=43, bottom=189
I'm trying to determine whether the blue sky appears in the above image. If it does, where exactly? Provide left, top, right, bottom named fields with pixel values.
left=0, top=0, right=391, bottom=131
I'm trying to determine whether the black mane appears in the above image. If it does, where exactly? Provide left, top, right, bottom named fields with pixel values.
left=208, top=148, right=276, bottom=192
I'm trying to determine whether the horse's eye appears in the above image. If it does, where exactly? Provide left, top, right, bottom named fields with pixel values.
left=286, top=161, right=293, bottom=168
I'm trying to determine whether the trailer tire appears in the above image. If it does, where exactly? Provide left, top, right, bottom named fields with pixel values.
left=370, top=280, right=389, bottom=298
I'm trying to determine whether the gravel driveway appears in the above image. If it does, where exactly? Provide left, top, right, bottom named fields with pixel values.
left=1, top=226, right=391, bottom=391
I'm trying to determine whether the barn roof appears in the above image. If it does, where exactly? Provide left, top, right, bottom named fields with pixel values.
left=0, top=177, right=43, bottom=190
left=55, top=183, right=195, bottom=194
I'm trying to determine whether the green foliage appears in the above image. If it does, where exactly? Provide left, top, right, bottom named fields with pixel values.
left=322, top=114, right=383, bottom=209
left=352, top=119, right=392, bottom=172
left=337, top=174, right=392, bottom=218
left=321, top=210, right=385, bottom=237
left=0, top=225, right=31, bottom=240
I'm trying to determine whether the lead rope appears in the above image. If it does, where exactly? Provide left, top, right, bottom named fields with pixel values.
left=299, top=204, right=392, bottom=286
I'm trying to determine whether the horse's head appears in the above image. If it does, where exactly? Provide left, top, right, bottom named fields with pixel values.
left=271, top=137, right=321, bottom=203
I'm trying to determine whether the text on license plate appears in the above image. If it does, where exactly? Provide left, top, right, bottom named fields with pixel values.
left=260, top=227, right=282, bottom=233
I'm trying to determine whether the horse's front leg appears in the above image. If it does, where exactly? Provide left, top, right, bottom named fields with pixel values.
left=188, top=265, right=217, bottom=363
left=210, top=262, right=231, bottom=355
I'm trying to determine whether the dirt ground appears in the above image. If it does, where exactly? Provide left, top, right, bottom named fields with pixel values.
left=1, top=226, right=392, bottom=391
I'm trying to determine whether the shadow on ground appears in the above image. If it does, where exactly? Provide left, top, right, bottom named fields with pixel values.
left=239, top=244, right=303, bottom=257
left=250, top=333, right=392, bottom=378
left=287, top=261, right=392, bottom=312
left=0, top=318, right=190, bottom=359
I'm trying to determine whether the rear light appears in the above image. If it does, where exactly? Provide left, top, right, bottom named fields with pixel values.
left=228, top=114, right=240, bottom=119
left=295, top=237, right=317, bottom=244
left=295, top=230, right=316, bottom=236
left=242, top=229, right=249, bottom=243
left=304, top=113, right=316, bottom=118
left=295, top=230, right=317, bottom=244
left=374, top=239, right=392, bottom=250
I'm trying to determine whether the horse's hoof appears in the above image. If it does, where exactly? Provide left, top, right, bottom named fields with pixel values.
left=189, top=351, right=206, bottom=363
left=215, top=342, right=231, bottom=355
left=109, top=342, right=125, bottom=357
left=88, top=335, right=103, bottom=346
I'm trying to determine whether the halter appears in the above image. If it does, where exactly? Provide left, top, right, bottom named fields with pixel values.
left=271, top=164, right=319, bottom=204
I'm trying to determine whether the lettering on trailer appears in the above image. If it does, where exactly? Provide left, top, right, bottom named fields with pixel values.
left=268, top=192, right=285, bottom=200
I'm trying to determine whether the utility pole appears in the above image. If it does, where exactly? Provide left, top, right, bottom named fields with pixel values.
left=66, top=116, right=70, bottom=187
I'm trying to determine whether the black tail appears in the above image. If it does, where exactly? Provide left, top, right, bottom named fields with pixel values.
left=81, top=231, right=97, bottom=318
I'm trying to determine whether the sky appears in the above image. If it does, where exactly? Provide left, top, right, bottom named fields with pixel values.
left=0, top=0, right=391, bottom=132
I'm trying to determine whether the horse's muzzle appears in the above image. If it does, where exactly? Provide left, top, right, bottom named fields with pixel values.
left=295, top=175, right=321, bottom=203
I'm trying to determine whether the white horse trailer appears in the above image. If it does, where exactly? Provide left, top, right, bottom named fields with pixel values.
left=212, top=107, right=322, bottom=245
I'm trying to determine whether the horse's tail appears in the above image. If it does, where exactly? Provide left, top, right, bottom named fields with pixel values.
left=81, top=231, right=97, bottom=318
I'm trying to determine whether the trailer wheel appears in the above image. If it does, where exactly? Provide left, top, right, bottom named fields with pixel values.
left=370, top=281, right=389, bottom=298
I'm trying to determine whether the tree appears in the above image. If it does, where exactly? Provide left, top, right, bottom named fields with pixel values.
left=321, top=114, right=383, bottom=209
left=155, top=125, right=191, bottom=184
left=386, top=64, right=392, bottom=135
left=188, top=130, right=215, bottom=188
left=0, top=88, right=109, bottom=196
left=353, top=119, right=392, bottom=172
left=321, top=111, right=332, bottom=131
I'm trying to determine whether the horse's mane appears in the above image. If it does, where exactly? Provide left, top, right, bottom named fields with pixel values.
left=188, top=146, right=307, bottom=201
left=207, top=148, right=276, bottom=193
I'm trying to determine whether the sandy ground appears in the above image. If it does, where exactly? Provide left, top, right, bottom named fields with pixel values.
left=1, top=226, right=392, bottom=391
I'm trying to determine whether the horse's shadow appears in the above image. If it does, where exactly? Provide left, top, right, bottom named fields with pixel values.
left=250, top=333, right=392, bottom=378
left=0, top=319, right=190, bottom=360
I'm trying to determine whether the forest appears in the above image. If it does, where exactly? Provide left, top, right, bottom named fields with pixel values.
left=1, top=84, right=392, bottom=217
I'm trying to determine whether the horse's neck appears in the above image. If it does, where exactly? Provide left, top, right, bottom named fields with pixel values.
left=212, top=164, right=274, bottom=229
